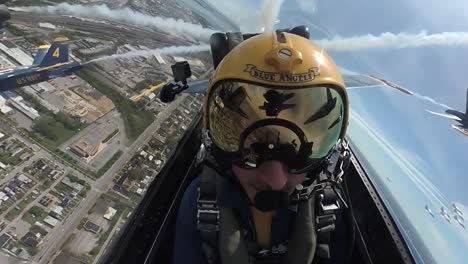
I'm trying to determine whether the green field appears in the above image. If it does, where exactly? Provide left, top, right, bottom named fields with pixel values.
left=31, top=116, right=80, bottom=149
left=76, top=67, right=154, bottom=142
left=22, top=206, right=47, bottom=225
left=17, top=193, right=36, bottom=211
left=0, top=152, right=22, bottom=166
left=5, top=207, right=21, bottom=221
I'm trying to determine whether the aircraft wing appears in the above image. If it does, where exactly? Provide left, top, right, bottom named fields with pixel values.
left=426, top=110, right=463, bottom=121
left=346, top=78, right=468, bottom=264
left=183, top=79, right=209, bottom=93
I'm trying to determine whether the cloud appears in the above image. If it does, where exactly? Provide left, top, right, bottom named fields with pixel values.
left=296, top=0, right=318, bottom=14
left=260, top=0, right=285, bottom=32
left=316, top=31, right=468, bottom=51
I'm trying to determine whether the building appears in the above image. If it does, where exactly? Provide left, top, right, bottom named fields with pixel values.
left=49, top=205, right=64, bottom=219
left=17, top=174, right=32, bottom=184
left=21, top=232, right=42, bottom=248
left=32, top=223, right=48, bottom=236
left=136, top=188, right=144, bottom=195
left=0, top=97, right=14, bottom=114
left=0, top=191, right=8, bottom=202
left=1, top=91, right=40, bottom=120
left=38, top=22, right=56, bottom=30
left=83, top=220, right=101, bottom=234
left=0, top=233, right=11, bottom=248
left=24, top=86, right=59, bottom=113
left=0, top=41, right=34, bottom=66
left=39, top=196, right=52, bottom=207
left=70, top=140, right=99, bottom=158
left=34, top=159, right=47, bottom=170
left=145, top=92, right=156, bottom=100
left=104, top=207, right=117, bottom=221
left=44, top=216, right=59, bottom=227
left=61, top=177, right=84, bottom=195
left=19, top=152, right=31, bottom=161
left=154, top=54, right=166, bottom=64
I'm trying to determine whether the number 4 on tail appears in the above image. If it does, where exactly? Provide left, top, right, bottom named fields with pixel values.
left=53, top=48, right=60, bottom=58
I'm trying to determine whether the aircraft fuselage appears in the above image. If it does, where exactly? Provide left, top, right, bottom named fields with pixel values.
left=0, top=61, right=82, bottom=91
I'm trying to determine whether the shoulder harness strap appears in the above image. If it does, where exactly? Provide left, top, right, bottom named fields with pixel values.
left=314, top=140, right=351, bottom=259
left=198, top=165, right=221, bottom=264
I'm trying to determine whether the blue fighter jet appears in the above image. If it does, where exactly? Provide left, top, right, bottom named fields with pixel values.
left=0, top=37, right=82, bottom=91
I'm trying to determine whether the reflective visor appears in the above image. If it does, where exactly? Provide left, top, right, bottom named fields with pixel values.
left=207, top=81, right=346, bottom=172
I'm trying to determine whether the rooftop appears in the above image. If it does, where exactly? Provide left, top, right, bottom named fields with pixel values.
left=83, top=220, right=101, bottom=234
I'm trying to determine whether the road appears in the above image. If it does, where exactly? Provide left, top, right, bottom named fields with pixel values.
left=34, top=94, right=188, bottom=264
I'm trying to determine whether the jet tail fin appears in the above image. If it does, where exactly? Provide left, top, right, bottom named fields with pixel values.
left=34, top=38, right=70, bottom=68
left=465, top=88, right=467, bottom=114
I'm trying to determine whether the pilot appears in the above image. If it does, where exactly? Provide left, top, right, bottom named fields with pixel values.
left=174, top=31, right=350, bottom=264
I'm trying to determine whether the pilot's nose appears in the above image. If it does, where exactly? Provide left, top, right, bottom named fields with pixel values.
left=259, top=160, right=288, bottom=191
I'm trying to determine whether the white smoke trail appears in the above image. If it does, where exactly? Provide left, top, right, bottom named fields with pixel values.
left=260, top=0, right=284, bottom=32
left=88, top=44, right=210, bottom=63
left=413, top=92, right=452, bottom=109
left=317, top=31, right=468, bottom=52
left=20, top=3, right=216, bottom=42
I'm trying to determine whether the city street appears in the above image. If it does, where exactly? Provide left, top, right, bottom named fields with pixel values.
left=34, top=94, right=188, bottom=264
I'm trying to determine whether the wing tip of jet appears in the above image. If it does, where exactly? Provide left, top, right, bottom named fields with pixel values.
left=53, top=36, right=69, bottom=42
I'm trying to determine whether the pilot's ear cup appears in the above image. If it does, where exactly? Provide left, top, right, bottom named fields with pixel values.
left=210, top=32, right=245, bottom=69
left=289, top=26, right=310, bottom=39
left=276, top=25, right=311, bottom=39
left=210, top=33, right=229, bottom=69
left=209, top=26, right=309, bottom=70
left=226, top=32, right=244, bottom=51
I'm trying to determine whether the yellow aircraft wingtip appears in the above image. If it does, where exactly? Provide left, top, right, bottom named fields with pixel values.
left=38, top=44, right=51, bottom=49
left=54, top=36, right=69, bottom=42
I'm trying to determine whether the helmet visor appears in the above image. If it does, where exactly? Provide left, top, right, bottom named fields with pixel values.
left=207, top=80, right=346, bottom=172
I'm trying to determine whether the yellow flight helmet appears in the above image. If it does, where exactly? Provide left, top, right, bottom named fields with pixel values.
left=204, top=32, right=349, bottom=173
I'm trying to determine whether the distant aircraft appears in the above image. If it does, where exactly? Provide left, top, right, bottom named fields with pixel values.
left=0, top=1, right=10, bottom=31
left=0, top=37, right=82, bottom=91
left=427, top=89, right=468, bottom=135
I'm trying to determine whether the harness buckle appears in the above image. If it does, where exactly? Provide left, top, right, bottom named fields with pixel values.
left=197, top=185, right=219, bottom=232
left=197, top=209, right=220, bottom=232
left=320, top=199, right=340, bottom=214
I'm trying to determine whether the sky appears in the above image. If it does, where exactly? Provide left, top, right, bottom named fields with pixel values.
left=202, top=0, right=468, bottom=111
